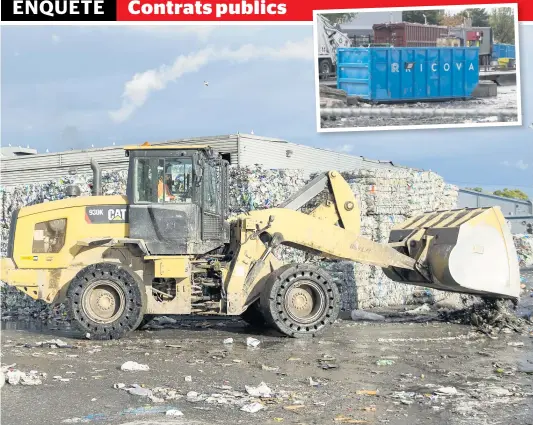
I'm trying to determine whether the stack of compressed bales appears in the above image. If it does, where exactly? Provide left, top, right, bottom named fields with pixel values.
left=228, top=166, right=310, bottom=264
left=228, top=166, right=307, bottom=215
left=339, top=169, right=459, bottom=309
left=514, top=234, right=533, bottom=268
left=1, top=165, right=461, bottom=317
left=1, top=171, right=128, bottom=254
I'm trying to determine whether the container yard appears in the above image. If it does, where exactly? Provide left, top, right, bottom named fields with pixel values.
left=316, top=11, right=520, bottom=129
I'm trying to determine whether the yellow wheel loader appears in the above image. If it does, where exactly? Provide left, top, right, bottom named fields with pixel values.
left=0, top=144, right=520, bottom=340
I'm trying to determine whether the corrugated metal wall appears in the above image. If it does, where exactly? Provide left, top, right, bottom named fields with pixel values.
left=373, top=23, right=449, bottom=47
left=458, top=189, right=533, bottom=216
left=0, top=133, right=406, bottom=187
left=238, top=136, right=403, bottom=173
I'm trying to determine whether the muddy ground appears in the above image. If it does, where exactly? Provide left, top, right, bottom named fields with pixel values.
left=320, top=85, right=519, bottom=129
left=1, top=298, right=532, bottom=425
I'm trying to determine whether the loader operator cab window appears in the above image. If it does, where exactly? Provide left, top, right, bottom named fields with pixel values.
left=203, top=161, right=218, bottom=213
left=133, top=157, right=193, bottom=204
left=156, top=158, right=193, bottom=203
left=135, top=158, right=153, bottom=203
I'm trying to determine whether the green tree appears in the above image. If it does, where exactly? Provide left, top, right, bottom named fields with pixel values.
left=402, top=10, right=444, bottom=25
left=321, top=13, right=358, bottom=25
left=493, top=188, right=529, bottom=200
left=489, top=7, right=515, bottom=43
left=466, top=187, right=484, bottom=192
left=465, top=8, right=490, bottom=27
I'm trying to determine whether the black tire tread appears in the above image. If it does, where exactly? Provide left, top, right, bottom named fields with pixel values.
left=260, top=264, right=340, bottom=338
left=66, top=263, right=145, bottom=340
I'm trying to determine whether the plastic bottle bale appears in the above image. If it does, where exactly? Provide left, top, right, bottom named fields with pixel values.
left=513, top=234, right=533, bottom=268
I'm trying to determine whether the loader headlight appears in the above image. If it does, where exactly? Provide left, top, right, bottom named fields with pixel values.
left=32, top=219, right=67, bottom=254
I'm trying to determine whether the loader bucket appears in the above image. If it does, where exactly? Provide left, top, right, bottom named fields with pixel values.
left=383, top=207, right=520, bottom=299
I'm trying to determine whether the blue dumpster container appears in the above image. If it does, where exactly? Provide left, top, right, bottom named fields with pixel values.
left=492, top=43, right=516, bottom=59
left=337, top=47, right=480, bottom=102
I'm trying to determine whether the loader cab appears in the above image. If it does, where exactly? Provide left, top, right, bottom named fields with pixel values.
left=125, top=144, right=230, bottom=255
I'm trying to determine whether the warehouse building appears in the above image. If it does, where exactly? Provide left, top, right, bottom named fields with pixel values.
left=1, top=146, right=38, bottom=158
left=0, top=133, right=407, bottom=187
left=458, top=189, right=533, bottom=234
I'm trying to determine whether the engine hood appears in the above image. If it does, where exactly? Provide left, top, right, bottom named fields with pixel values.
left=18, top=195, right=128, bottom=218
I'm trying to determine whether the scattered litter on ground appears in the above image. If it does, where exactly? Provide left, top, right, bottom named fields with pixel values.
left=245, top=382, right=272, bottom=398
left=4, top=368, right=46, bottom=386
left=435, top=387, right=458, bottom=396
left=61, top=418, right=90, bottom=423
left=391, top=391, right=416, bottom=405
left=262, top=364, right=279, bottom=372
left=123, top=384, right=153, bottom=397
left=440, top=299, right=529, bottom=336
left=376, top=359, right=395, bottom=366
left=333, top=415, right=369, bottom=424
left=184, top=375, right=192, bottom=382
left=223, top=338, right=234, bottom=344
left=405, top=304, right=432, bottom=315
left=284, top=405, right=306, bottom=411
left=356, top=390, right=378, bottom=396
left=165, top=409, right=184, bottom=416
left=246, top=337, right=260, bottom=348
left=23, top=339, right=76, bottom=349
left=241, top=402, right=265, bottom=413
left=309, top=377, right=319, bottom=387
left=120, top=361, right=149, bottom=372
left=350, top=310, right=386, bottom=322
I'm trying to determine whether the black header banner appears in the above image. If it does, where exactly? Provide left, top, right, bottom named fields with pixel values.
left=1, top=0, right=117, bottom=21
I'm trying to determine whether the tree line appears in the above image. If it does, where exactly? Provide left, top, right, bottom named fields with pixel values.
left=466, top=187, right=529, bottom=200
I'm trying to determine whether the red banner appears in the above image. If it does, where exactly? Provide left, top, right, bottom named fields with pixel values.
left=116, top=0, right=530, bottom=21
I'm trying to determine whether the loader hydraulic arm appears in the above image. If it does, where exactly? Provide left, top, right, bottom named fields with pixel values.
left=252, top=170, right=416, bottom=269
left=225, top=170, right=519, bottom=316
left=224, top=171, right=417, bottom=314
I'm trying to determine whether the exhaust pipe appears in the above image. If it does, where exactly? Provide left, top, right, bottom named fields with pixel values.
left=90, top=158, right=102, bottom=196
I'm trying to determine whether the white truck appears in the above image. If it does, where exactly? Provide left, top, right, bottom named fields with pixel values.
left=317, top=15, right=352, bottom=78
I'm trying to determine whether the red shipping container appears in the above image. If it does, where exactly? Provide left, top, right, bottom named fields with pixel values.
left=372, top=22, right=450, bottom=47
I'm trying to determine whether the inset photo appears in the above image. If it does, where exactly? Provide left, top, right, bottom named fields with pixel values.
left=314, top=4, right=522, bottom=132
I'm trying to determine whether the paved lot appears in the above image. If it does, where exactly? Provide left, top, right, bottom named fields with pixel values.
left=1, top=309, right=532, bottom=425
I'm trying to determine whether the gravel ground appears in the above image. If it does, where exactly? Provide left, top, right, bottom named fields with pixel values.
left=320, top=85, right=519, bottom=129
left=2, top=301, right=532, bottom=425
left=1, top=274, right=531, bottom=425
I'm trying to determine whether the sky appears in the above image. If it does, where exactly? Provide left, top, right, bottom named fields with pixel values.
left=1, top=24, right=532, bottom=197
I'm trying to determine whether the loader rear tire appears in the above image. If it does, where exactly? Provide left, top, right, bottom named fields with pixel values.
left=67, top=263, right=145, bottom=340
left=260, top=264, right=340, bottom=338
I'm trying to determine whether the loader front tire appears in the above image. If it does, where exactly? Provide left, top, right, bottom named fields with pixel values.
left=260, top=264, right=340, bottom=338
left=67, top=263, right=144, bottom=340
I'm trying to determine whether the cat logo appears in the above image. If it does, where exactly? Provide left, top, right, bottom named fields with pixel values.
left=85, top=206, right=129, bottom=224
left=108, top=208, right=127, bottom=221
